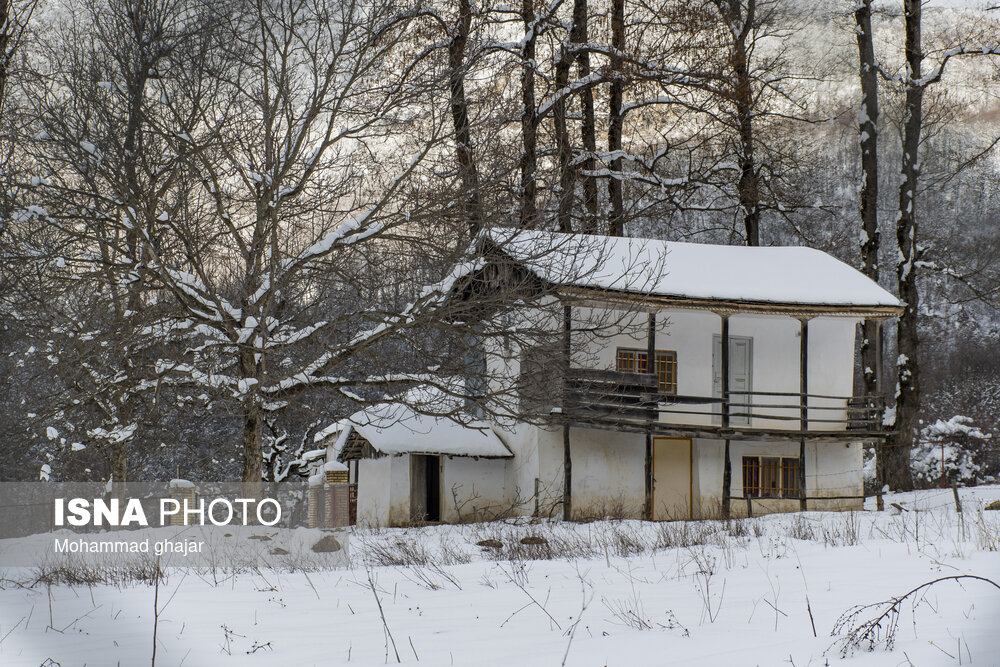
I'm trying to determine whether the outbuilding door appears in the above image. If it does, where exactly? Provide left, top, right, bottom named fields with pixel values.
left=652, top=437, right=692, bottom=520
left=410, top=455, right=441, bottom=523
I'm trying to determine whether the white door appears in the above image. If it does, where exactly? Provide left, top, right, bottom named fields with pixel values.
left=713, top=335, right=753, bottom=426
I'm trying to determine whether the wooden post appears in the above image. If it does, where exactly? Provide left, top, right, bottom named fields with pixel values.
left=940, top=439, right=947, bottom=488
left=644, top=437, right=653, bottom=520
left=645, top=313, right=655, bottom=520
left=874, top=319, right=885, bottom=511
left=799, top=318, right=810, bottom=510
left=722, top=439, right=732, bottom=519
left=952, top=482, right=965, bottom=540
left=646, top=313, right=656, bottom=378
left=720, top=314, right=732, bottom=518
left=562, top=304, right=572, bottom=520
left=562, top=425, right=571, bottom=519
left=533, top=478, right=540, bottom=518
left=874, top=319, right=884, bottom=394
left=721, top=315, right=730, bottom=428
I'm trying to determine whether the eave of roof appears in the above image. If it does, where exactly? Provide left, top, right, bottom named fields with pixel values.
left=557, top=285, right=905, bottom=319
left=331, top=412, right=514, bottom=461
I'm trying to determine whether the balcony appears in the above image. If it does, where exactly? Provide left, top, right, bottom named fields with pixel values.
left=534, top=368, right=887, bottom=442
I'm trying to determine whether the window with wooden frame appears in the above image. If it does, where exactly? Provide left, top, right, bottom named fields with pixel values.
left=742, top=456, right=800, bottom=498
left=615, top=348, right=677, bottom=395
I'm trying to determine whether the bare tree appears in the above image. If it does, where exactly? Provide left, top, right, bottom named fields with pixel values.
left=20, top=0, right=208, bottom=493
left=855, top=0, right=880, bottom=306
left=519, top=0, right=539, bottom=228
left=877, top=0, right=1000, bottom=488
left=853, top=0, right=885, bottom=490
left=571, top=0, right=598, bottom=232
left=887, top=0, right=925, bottom=490
left=554, top=33, right=575, bottom=233
left=0, top=0, right=37, bottom=262
left=445, top=0, right=483, bottom=233
left=718, top=0, right=763, bottom=245
left=23, top=0, right=456, bottom=483
left=606, top=0, right=624, bottom=236
left=143, top=0, right=454, bottom=482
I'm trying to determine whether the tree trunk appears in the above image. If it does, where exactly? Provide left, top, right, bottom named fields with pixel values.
left=0, top=0, right=10, bottom=120
left=554, top=41, right=574, bottom=233
left=110, top=440, right=127, bottom=501
left=726, top=0, right=760, bottom=246
left=0, top=0, right=10, bottom=247
left=241, top=348, right=264, bottom=483
left=855, top=0, right=881, bottom=399
left=243, top=399, right=264, bottom=483
left=607, top=0, right=625, bottom=237
left=571, top=0, right=598, bottom=232
left=855, top=0, right=890, bottom=489
left=448, top=0, right=483, bottom=234
left=519, top=0, right=537, bottom=228
left=889, top=0, right=923, bottom=490
left=116, top=22, right=153, bottom=496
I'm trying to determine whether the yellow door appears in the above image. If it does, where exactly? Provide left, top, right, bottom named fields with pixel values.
left=652, top=438, right=692, bottom=520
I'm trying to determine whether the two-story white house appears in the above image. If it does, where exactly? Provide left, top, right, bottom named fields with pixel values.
left=321, top=229, right=903, bottom=526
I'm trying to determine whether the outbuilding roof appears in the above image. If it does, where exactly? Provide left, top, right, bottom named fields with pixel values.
left=327, top=401, right=513, bottom=461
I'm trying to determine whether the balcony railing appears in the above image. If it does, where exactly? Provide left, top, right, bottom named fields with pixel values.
left=535, top=368, right=887, bottom=439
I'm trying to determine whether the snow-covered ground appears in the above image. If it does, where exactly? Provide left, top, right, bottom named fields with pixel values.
left=1, top=486, right=999, bottom=666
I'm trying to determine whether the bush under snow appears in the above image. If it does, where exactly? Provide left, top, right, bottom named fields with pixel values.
left=864, top=415, right=995, bottom=490
left=912, top=415, right=992, bottom=487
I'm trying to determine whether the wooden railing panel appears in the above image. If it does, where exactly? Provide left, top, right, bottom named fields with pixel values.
left=545, top=368, right=886, bottom=435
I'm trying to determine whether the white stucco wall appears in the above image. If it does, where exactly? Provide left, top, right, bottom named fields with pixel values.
left=356, top=457, right=391, bottom=526
left=531, top=425, right=569, bottom=518
left=692, top=438, right=724, bottom=517
left=388, top=455, right=412, bottom=525
left=501, top=423, right=547, bottom=515
left=725, top=440, right=864, bottom=516
left=498, top=426, right=865, bottom=521
left=440, top=457, right=508, bottom=522
left=494, top=427, right=864, bottom=522
left=565, top=428, right=645, bottom=518
left=500, top=423, right=645, bottom=520
left=484, top=334, right=520, bottom=408
left=355, top=455, right=412, bottom=526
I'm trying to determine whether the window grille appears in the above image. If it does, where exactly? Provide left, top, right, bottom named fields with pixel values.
left=743, top=456, right=801, bottom=498
left=616, top=348, right=677, bottom=395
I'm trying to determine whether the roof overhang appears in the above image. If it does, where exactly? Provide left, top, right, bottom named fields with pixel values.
left=328, top=410, right=515, bottom=463
left=557, top=285, right=905, bottom=319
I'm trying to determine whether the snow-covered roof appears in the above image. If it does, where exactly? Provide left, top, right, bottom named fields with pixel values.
left=328, top=402, right=512, bottom=460
left=482, top=228, right=902, bottom=312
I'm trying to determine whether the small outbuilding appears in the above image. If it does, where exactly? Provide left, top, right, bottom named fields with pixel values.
left=323, top=400, right=513, bottom=525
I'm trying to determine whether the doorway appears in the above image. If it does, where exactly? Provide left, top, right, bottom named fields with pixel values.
left=652, top=437, right=692, bottom=520
left=410, top=455, right=441, bottom=523
left=713, top=335, right=753, bottom=426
